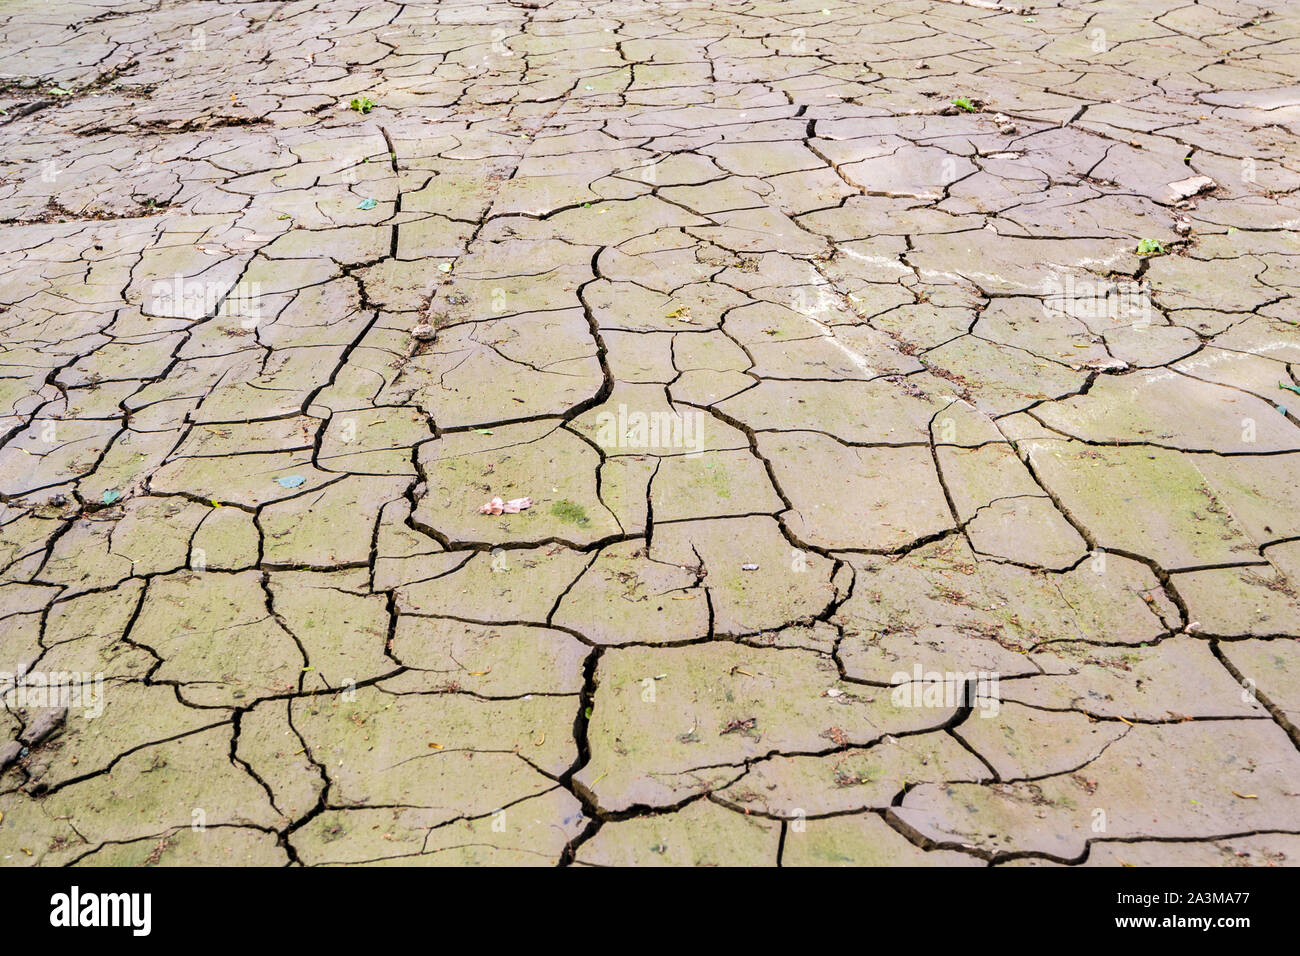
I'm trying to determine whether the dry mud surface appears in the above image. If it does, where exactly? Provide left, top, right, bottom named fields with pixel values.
left=1, top=0, right=1299, bottom=866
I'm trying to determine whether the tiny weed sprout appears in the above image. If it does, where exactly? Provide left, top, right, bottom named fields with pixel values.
left=349, top=96, right=376, bottom=114
left=1136, top=238, right=1166, bottom=255
left=952, top=96, right=976, bottom=112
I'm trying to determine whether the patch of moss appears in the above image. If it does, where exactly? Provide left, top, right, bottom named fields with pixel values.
left=550, top=499, right=590, bottom=526
left=700, top=463, right=730, bottom=499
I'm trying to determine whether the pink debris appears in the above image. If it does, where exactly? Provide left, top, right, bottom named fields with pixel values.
left=478, top=496, right=533, bottom=515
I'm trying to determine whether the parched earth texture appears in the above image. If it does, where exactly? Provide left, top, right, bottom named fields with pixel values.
left=1, top=0, right=1299, bottom=868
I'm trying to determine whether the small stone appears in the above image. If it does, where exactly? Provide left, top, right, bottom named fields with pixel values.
left=1167, top=175, right=1216, bottom=201
left=410, top=323, right=437, bottom=341
left=1084, top=357, right=1130, bottom=373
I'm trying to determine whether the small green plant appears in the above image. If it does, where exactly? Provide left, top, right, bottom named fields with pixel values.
left=349, top=97, right=376, bottom=114
left=1136, top=238, right=1166, bottom=256
left=952, top=96, right=977, bottom=112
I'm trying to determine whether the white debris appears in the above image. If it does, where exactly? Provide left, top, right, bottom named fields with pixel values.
left=1083, top=357, right=1130, bottom=372
left=1167, top=175, right=1215, bottom=201
left=479, top=496, right=533, bottom=515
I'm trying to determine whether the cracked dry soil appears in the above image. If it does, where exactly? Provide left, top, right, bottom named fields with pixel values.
left=0, top=0, right=1298, bottom=868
